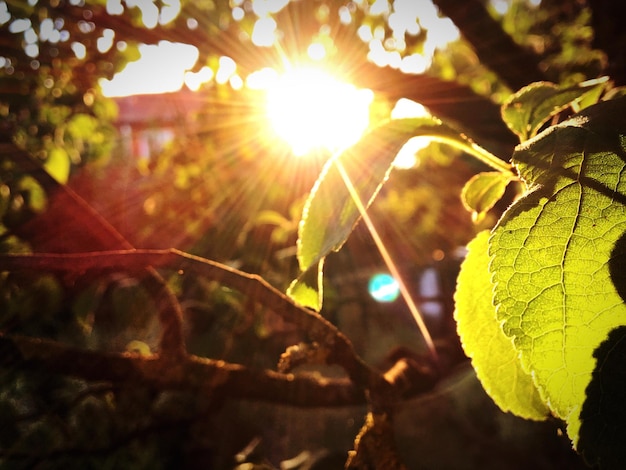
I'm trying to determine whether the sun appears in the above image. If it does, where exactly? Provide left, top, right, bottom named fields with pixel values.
left=264, top=67, right=373, bottom=156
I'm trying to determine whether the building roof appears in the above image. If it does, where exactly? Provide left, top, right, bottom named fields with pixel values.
left=113, top=88, right=205, bottom=126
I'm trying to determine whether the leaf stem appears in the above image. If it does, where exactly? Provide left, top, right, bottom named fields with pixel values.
left=429, top=134, right=516, bottom=176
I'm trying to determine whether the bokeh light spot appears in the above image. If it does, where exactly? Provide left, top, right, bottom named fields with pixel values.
left=368, top=273, right=400, bottom=302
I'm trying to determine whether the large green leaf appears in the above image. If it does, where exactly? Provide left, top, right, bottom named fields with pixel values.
left=501, top=78, right=608, bottom=142
left=489, top=96, right=626, bottom=449
left=454, top=231, right=549, bottom=420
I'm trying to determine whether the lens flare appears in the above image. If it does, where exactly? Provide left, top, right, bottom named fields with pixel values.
left=368, top=273, right=400, bottom=302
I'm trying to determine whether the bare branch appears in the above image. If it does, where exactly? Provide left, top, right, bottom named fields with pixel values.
left=0, top=333, right=365, bottom=408
left=0, top=249, right=380, bottom=389
left=0, top=134, right=187, bottom=360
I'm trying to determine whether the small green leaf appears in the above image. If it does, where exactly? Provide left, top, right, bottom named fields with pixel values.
left=44, top=147, right=71, bottom=183
left=501, top=77, right=608, bottom=142
left=286, top=261, right=324, bottom=311
left=66, top=113, right=100, bottom=141
left=454, top=231, right=549, bottom=420
left=126, top=340, right=152, bottom=356
left=17, top=175, right=47, bottom=213
left=461, top=172, right=513, bottom=222
left=291, top=117, right=473, bottom=309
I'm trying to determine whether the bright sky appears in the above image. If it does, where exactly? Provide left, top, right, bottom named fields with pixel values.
left=265, top=68, right=373, bottom=155
left=99, top=41, right=200, bottom=96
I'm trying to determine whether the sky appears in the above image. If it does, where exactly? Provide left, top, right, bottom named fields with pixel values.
left=100, top=41, right=201, bottom=96
left=99, top=0, right=461, bottom=97
left=96, top=0, right=460, bottom=161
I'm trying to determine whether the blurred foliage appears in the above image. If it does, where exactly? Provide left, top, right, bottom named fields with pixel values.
left=0, top=0, right=617, bottom=468
left=495, top=0, right=606, bottom=84
left=431, top=0, right=607, bottom=100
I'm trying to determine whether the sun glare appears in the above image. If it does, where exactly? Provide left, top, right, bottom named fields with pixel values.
left=265, top=67, right=373, bottom=156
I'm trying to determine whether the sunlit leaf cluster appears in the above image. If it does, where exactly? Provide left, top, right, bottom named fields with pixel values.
left=456, top=82, right=626, bottom=467
left=288, top=73, right=626, bottom=467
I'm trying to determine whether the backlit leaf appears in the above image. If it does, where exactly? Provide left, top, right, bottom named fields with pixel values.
left=17, top=175, right=46, bottom=213
left=286, top=260, right=324, bottom=311
left=297, top=117, right=447, bottom=273
left=501, top=78, right=608, bottom=142
left=461, top=171, right=513, bottom=223
left=67, top=113, right=100, bottom=142
left=291, top=117, right=469, bottom=309
left=489, top=96, right=626, bottom=449
left=43, top=147, right=71, bottom=184
left=454, top=230, right=549, bottom=420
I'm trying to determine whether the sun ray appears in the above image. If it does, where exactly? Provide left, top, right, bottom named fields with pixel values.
left=333, top=159, right=439, bottom=362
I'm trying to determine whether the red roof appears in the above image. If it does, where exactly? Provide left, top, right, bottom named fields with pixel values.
left=113, top=88, right=205, bottom=125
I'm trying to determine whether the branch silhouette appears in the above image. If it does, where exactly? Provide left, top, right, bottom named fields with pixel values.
left=0, top=333, right=365, bottom=408
left=0, top=249, right=387, bottom=391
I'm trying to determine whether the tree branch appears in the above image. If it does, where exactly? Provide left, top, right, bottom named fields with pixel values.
left=432, top=0, right=547, bottom=91
left=344, top=61, right=517, bottom=154
left=0, top=333, right=365, bottom=407
left=0, top=133, right=187, bottom=360
left=0, top=249, right=382, bottom=390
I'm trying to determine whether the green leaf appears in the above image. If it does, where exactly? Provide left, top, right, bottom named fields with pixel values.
left=291, top=115, right=514, bottom=310
left=66, top=113, right=99, bottom=141
left=126, top=340, right=152, bottom=356
left=286, top=260, right=324, bottom=311
left=489, top=96, right=626, bottom=448
left=461, top=172, right=513, bottom=223
left=17, top=175, right=46, bottom=213
left=291, top=117, right=472, bottom=309
left=297, top=117, right=448, bottom=273
left=43, top=147, right=71, bottom=184
left=454, top=231, right=549, bottom=420
left=501, top=77, right=608, bottom=142
left=255, top=210, right=291, bottom=228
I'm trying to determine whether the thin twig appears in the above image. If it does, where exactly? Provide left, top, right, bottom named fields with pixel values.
left=0, top=333, right=366, bottom=407
left=0, top=134, right=187, bottom=361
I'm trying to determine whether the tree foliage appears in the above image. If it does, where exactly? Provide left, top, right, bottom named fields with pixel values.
left=1, top=0, right=625, bottom=469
